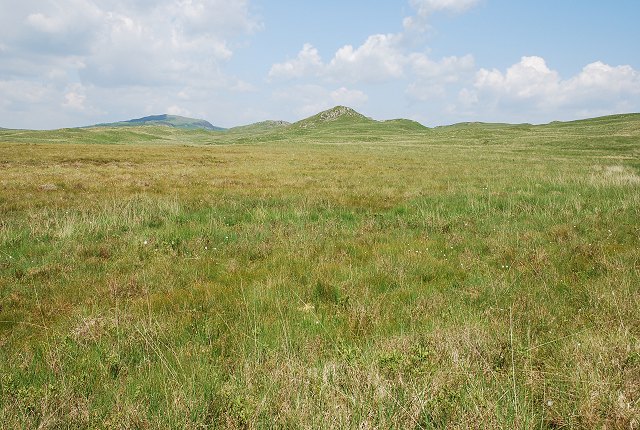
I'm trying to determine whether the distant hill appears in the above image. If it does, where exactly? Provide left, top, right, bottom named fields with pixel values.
left=278, top=106, right=429, bottom=142
left=292, top=106, right=428, bottom=131
left=91, top=114, right=225, bottom=131
left=293, top=106, right=373, bottom=129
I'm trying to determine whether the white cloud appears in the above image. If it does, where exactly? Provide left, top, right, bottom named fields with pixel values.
left=167, top=105, right=192, bottom=116
left=62, top=85, right=87, bottom=111
left=27, top=13, right=64, bottom=33
left=459, top=56, right=640, bottom=122
left=411, top=53, right=474, bottom=80
left=330, top=87, right=368, bottom=106
left=79, top=3, right=248, bottom=87
left=411, top=0, right=480, bottom=14
left=406, top=54, right=475, bottom=100
left=404, top=0, right=480, bottom=32
left=271, top=33, right=457, bottom=85
left=0, top=80, right=53, bottom=105
left=268, top=43, right=323, bottom=80
left=0, top=0, right=262, bottom=128
left=328, top=34, right=406, bottom=83
left=475, top=56, right=560, bottom=100
left=4, top=1, right=259, bottom=83
left=268, top=0, right=480, bottom=87
left=564, top=62, right=640, bottom=99
left=269, top=35, right=406, bottom=83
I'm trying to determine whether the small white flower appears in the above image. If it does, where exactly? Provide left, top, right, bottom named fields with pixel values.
left=205, top=246, right=208, bottom=250
left=143, top=240, right=148, bottom=245
left=547, top=400, right=554, bottom=407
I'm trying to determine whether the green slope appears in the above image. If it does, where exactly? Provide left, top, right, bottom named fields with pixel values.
left=425, top=113, right=640, bottom=152
left=227, top=120, right=291, bottom=134
left=0, top=125, right=225, bottom=146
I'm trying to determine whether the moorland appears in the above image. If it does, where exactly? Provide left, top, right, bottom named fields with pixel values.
left=0, top=107, right=638, bottom=428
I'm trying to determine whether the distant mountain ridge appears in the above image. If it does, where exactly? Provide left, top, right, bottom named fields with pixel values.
left=83, top=107, right=427, bottom=135
left=69, top=107, right=640, bottom=137
left=289, top=106, right=428, bottom=136
left=91, top=114, right=225, bottom=131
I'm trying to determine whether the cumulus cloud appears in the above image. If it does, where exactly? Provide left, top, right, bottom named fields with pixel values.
left=330, top=87, right=369, bottom=106
left=0, top=0, right=261, bottom=128
left=458, top=56, right=640, bottom=122
left=74, top=1, right=257, bottom=87
left=268, top=0, right=479, bottom=89
left=269, top=34, right=406, bottom=83
left=269, top=34, right=475, bottom=89
left=564, top=62, right=640, bottom=100
left=328, top=34, right=406, bottom=82
left=268, top=44, right=323, bottom=80
left=474, top=56, right=560, bottom=101
left=406, top=54, right=475, bottom=100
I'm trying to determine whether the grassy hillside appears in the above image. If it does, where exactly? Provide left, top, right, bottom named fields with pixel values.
left=0, top=126, right=225, bottom=146
left=0, top=111, right=639, bottom=428
left=228, top=120, right=292, bottom=134
left=277, top=106, right=429, bottom=142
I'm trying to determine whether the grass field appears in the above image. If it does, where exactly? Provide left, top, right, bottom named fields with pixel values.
left=1, top=112, right=639, bottom=428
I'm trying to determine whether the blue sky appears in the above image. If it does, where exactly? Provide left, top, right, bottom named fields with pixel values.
left=1, top=0, right=639, bottom=129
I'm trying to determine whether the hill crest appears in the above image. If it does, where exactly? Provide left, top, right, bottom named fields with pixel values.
left=294, top=106, right=373, bottom=129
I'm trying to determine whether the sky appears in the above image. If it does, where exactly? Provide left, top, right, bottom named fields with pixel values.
left=1, top=0, right=639, bottom=129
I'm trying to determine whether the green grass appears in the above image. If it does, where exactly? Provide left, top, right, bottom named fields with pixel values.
left=0, top=112, right=639, bottom=428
